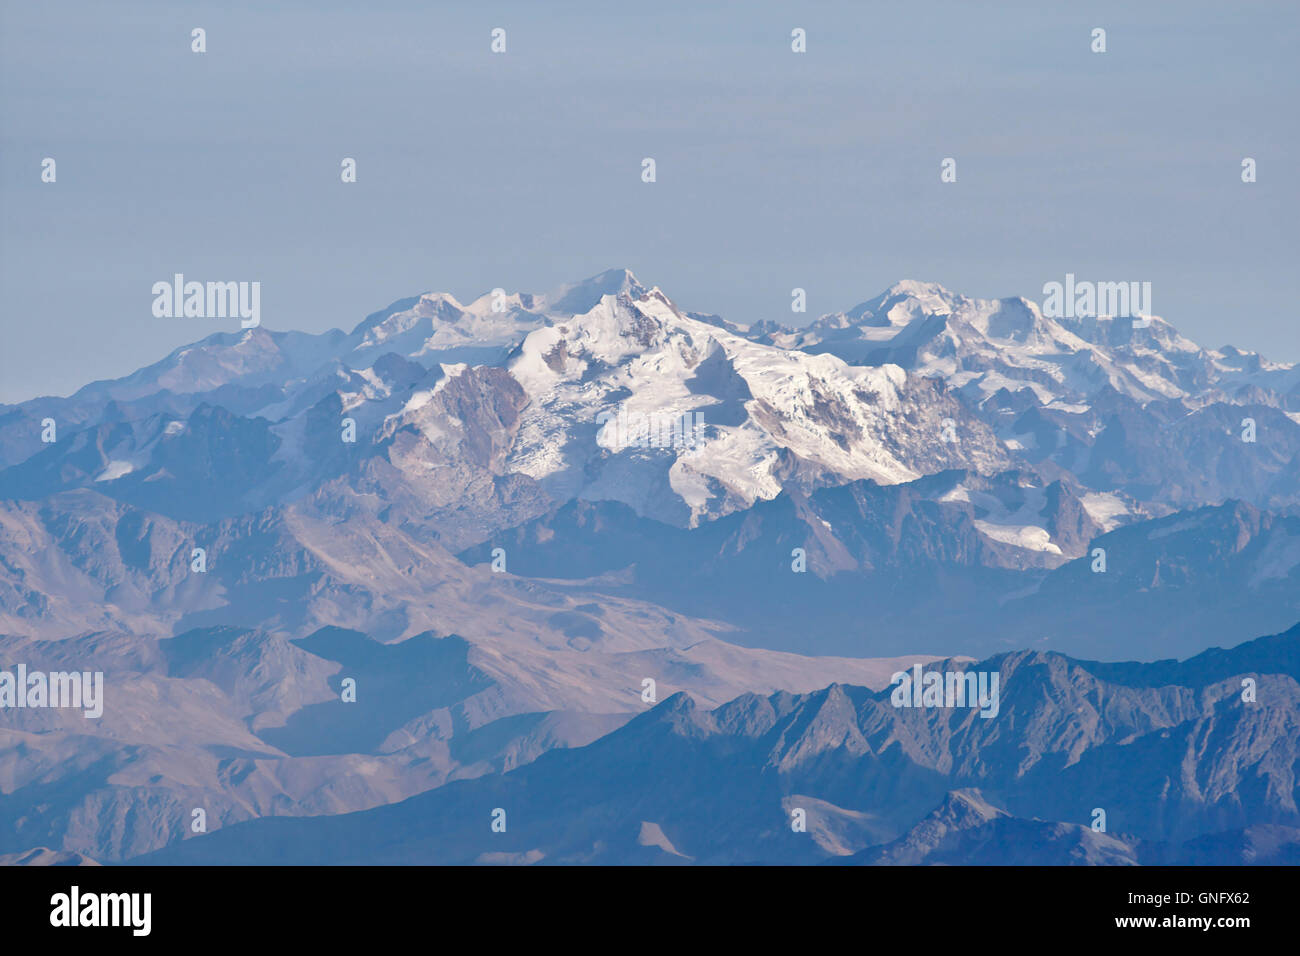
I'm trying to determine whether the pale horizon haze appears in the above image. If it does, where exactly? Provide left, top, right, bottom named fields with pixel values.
left=2, top=0, right=1297, bottom=403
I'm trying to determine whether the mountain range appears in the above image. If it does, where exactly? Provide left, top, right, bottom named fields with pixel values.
left=1, top=268, right=1296, bottom=864
left=135, top=624, right=1300, bottom=866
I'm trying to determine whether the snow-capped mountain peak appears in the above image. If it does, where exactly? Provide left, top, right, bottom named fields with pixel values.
left=502, top=286, right=1012, bottom=524
left=3, top=269, right=1296, bottom=531
left=538, top=267, right=648, bottom=317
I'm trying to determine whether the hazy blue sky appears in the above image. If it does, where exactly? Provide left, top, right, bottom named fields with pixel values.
left=2, top=0, right=1296, bottom=403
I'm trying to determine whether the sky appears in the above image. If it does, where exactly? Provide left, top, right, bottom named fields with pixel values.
left=2, top=0, right=1297, bottom=403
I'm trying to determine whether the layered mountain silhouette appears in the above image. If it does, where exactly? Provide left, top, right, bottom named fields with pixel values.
left=1, top=270, right=1296, bottom=864
left=135, top=625, right=1300, bottom=865
left=0, top=622, right=939, bottom=862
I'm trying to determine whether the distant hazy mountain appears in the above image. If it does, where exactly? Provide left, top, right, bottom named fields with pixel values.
left=6, top=271, right=1294, bottom=529
left=0, top=621, right=945, bottom=862
left=460, top=486, right=1299, bottom=660
left=838, top=789, right=1300, bottom=866
left=2, top=270, right=1297, bottom=866
left=748, top=281, right=1300, bottom=514
left=0, top=272, right=1297, bottom=660
left=133, top=624, right=1300, bottom=865
left=759, top=280, right=1299, bottom=406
